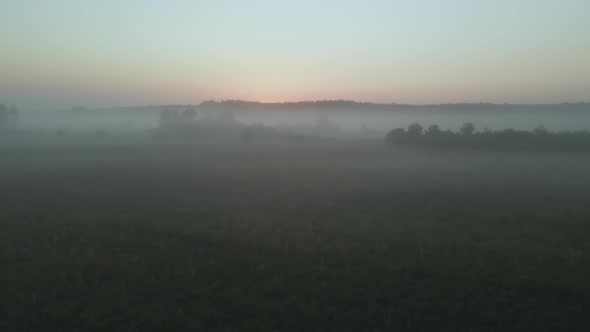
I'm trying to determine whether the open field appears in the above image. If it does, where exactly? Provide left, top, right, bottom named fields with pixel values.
left=1, top=143, right=590, bottom=331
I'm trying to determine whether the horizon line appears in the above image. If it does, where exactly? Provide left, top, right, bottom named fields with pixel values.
left=77, top=99, right=590, bottom=110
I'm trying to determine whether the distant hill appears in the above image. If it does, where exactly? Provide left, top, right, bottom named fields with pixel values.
left=70, top=100, right=590, bottom=114
left=199, top=100, right=590, bottom=113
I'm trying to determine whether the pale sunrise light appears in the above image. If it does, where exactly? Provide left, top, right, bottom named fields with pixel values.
left=1, top=0, right=589, bottom=109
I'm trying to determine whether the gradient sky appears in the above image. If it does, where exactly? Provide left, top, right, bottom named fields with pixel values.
left=1, top=0, right=589, bottom=109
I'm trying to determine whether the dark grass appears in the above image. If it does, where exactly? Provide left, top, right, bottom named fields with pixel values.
left=1, top=143, right=590, bottom=331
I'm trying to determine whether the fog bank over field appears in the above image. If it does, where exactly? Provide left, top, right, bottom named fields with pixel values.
left=13, top=101, right=590, bottom=135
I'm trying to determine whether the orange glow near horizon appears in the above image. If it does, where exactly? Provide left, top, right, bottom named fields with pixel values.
left=2, top=0, right=589, bottom=109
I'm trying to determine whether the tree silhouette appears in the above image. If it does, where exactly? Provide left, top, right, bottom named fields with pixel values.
left=408, top=122, right=423, bottom=137
left=460, top=122, right=475, bottom=135
left=426, top=124, right=441, bottom=136
left=534, top=125, right=549, bottom=135
left=385, top=128, right=405, bottom=143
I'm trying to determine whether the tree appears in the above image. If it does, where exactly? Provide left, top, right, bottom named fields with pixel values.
left=534, top=125, right=549, bottom=135
left=460, top=122, right=475, bottom=135
left=385, top=128, right=406, bottom=142
left=426, top=124, right=441, bottom=136
left=407, top=122, right=423, bottom=137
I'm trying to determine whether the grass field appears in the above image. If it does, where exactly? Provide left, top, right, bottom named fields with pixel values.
left=1, top=142, right=590, bottom=331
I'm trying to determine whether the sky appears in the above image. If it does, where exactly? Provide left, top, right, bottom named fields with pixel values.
left=1, top=0, right=589, bottom=109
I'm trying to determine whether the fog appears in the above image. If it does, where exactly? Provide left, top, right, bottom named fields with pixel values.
left=7, top=102, right=590, bottom=144
left=17, top=108, right=158, bottom=133
left=4, top=100, right=590, bottom=331
left=4, top=0, right=590, bottom=327
left=239, top=107, right=590, bottom=132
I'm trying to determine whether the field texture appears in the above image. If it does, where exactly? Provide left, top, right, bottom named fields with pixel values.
left=1, top=143, right=590, bottom=331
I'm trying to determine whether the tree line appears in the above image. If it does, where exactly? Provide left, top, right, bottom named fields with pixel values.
left=158, top=108, right=197, bottom=128
left=386, top=122, right=590, bottom=151
left=198, top=100, right=590, bottom=113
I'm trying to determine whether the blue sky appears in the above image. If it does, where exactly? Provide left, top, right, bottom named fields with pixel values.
left=1, top=0, right=589, bottom=109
